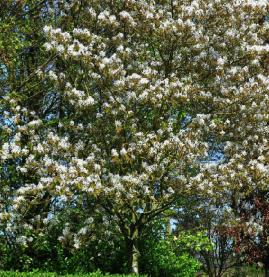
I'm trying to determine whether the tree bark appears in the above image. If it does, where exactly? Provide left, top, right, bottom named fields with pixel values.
left=131, top=238, right=139, bottom=274
left=125, top=228, right=140, bottom=274
left=165, top=217, right=171, bottom=238
left=125, top=238, right=140, bottom=274
left=265, top=264, right=269, bottom=277
left=263, top=253, right=269, bottom=277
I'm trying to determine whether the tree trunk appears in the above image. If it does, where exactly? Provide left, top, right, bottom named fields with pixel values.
left=125, top=228, right=140, bottom=274
left=166, top=217, right=171, bottom=238
left=265, top=264, right=269, bottom=277
left=263, top=253, right=269, bottom=277
left=131, top=238, right=139, bottom=274
left=125, top=238, right=140, bottom=274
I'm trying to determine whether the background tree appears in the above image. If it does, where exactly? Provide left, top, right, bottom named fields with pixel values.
left=228, top=189, right=269, bottom=276
left=174, top=196, right=239, bottom=277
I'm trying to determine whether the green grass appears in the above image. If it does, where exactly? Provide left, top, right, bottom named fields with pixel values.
left=1, top=266, right=264, bottom=277
left=0, top=272, right=146, bottom=277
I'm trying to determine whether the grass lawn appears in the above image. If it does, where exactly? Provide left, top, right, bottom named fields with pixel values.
left=0, top=272, right=146, bottom=277
left=0, top=266, right=265, bottom=276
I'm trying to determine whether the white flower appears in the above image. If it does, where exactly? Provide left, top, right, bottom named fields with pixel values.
left=120, top=148, right=127, bottom=156
left=111, top=149, right=119, bottom=157
left=84, top=96, right=95, bottom=106
left=139, top=78, right=149, bottom=85
left=43, top=25, right=52, bottom=33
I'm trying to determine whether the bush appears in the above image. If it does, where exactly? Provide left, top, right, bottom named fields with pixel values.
left=143, top=239, right=201, bottom=277
left=141, top=225, right=212, bottom=277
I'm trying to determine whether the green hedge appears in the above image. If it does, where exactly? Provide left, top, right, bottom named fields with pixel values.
left=0, top=272, right=146, bottom=277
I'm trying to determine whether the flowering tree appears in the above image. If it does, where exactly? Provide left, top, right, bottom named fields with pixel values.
left=1, top=0, right=269, bottom=274
left=0, top=0, right=66, bottom=268
left=187, top=0, right=269, bottom=274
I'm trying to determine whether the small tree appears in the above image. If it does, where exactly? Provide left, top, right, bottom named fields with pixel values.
left=228, top=189, right=269, bottom=276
